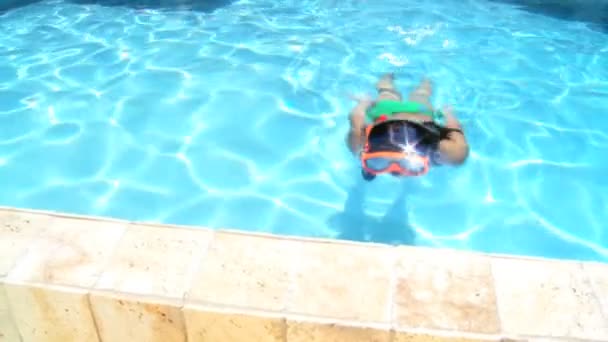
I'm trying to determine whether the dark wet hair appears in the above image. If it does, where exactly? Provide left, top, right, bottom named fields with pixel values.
left=366, top=120, right=442, bottom=155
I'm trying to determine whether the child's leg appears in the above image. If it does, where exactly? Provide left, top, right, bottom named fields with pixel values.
left=407, top=77, right=434, bottom=110
left=375, top=73, right=402, bottom=101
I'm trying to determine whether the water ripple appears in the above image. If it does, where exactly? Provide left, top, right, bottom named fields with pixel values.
left=0, top=0, right=606, bottom=261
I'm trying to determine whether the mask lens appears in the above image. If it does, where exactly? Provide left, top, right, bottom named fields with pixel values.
left=398, top=155, right=426, bottom=173
left=364, top=157, right=393, bottom=171
left=364, top=154, right=429, bottom=174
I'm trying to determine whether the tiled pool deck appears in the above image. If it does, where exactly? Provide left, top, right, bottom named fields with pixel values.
left=0, top=206, right=607, bottom=342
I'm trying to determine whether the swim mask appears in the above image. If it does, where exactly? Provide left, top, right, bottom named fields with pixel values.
left=360, top=119, right=438, bottom=177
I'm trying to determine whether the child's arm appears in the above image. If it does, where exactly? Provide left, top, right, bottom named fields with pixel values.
left=437, top=106, right=469, bottom=165
left=346, top=99, right=372, bottom=154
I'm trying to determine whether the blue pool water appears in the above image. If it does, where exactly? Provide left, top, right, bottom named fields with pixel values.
left=1, top=0, right=607, bottom=262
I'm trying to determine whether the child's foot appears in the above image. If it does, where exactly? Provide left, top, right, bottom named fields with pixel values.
left=420, top=77, right=432, bottom=89
left=376, top=72, right=395, bottom=90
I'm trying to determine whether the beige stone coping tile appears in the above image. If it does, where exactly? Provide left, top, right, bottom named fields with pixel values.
left=0, top=282, right=21, bottom=342
left=3, top=281, right=99, bottom=342
left=94, top=223, right=212, bottom=299
left=186, top=230, right=301, bottom=312
left=0, top=209, right=54, bottom=277
left=393, top=246, right=499, bottom=334
left=183, top=303, right=285, bottom=341
left=393, top=330, right=501, bottom=342
left=89, top=290, right=185, bottom=342
left=286, top=319, right=391, bottom=342
left=491, top=257, right=608, bottom=340
left=286, top=240, right=394, bottom=322
left=583, top=261, right=608, bottom=319
left=5, top=216, right=126, bottom=288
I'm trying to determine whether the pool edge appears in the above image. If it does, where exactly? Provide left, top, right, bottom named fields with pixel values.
left=0, top=206, right=607, bottom=342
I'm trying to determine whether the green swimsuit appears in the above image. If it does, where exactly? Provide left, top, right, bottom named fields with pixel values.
left=365, top=100, right=445, bottom=125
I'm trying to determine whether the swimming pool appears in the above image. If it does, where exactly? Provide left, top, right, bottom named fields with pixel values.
left=0, top=0, right=606, bottom=262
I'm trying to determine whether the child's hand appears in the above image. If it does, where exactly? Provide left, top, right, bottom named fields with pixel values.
left=349, top=93, right=374, bottom=107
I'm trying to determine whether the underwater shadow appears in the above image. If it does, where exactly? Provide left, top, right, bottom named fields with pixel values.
left=0, top=0, right=41, bottom=13
left=66, top=0, right=235, bottom=12
left=488, top=0, right=608, bottom=32
left=327, top=177, right=416, bottom=245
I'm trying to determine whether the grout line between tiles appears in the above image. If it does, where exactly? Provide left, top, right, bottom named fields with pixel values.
left=387, top=245, right=399, bottom=332
left=181, top=228, right=217, bottom=304
left=283, top=238, right=303, bottom=314
left=89, top=222, right=130, bottom=292
left=579, top=262, right=608, bottom=331
left=85, top=292, right=103, bottom=342
left=487, top=254, right=504, bottom=335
